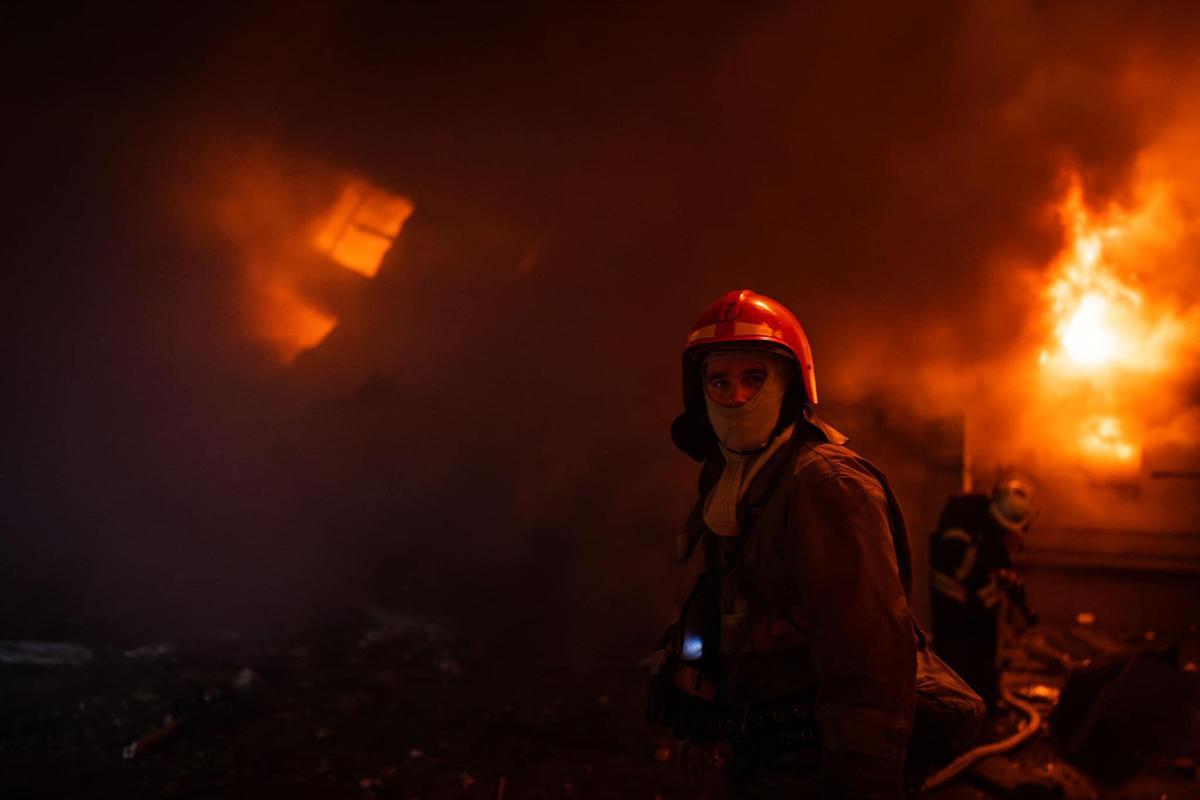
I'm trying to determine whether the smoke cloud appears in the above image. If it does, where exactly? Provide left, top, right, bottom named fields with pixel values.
left=5, top=1, right=1200, bottom=645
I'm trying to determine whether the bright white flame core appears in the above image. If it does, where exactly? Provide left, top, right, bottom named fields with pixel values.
left=1061, top=293, right=1116, bottom=367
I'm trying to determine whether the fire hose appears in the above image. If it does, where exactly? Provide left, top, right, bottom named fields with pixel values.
left=922, top=687, right=1043, bottom=793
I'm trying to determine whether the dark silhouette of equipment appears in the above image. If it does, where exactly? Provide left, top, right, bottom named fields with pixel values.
left=1050, top=645, right=1198, bottom=782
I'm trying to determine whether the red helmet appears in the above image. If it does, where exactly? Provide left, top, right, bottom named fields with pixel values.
left=683, top=289, right=817, bottom=404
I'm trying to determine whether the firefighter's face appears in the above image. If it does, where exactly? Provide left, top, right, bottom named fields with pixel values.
left=703, top=357, right=768, bottom=408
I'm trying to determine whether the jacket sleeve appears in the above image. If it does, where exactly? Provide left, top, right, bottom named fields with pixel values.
left=930, top=527, right=974, bottom=605
left=785, top=466, right=916, bottom=799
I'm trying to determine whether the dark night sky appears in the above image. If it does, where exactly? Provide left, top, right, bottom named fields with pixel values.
left=4, top=1, right=1200, bottom=643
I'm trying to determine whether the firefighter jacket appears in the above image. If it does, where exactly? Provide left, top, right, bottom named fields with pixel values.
left=929, top=494, right=1012, bottom=613
left=682, top=416, right=916, bottom=798
left=927, top=493, right=1017, bottom=707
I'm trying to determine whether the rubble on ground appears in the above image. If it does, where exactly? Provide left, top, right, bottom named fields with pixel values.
left=1, top=611, right=1197, bottom=798
left=0, top=641, right=94, bottom=667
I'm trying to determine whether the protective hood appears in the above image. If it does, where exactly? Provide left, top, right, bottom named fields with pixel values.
left=704, top=424, right=795, bottom=537
left=703, top=351, right=792, bottom=453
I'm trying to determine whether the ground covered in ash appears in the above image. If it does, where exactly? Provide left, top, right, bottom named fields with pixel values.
left=2, top=611, right=1199, bottom=799
left=1, top=607, right=684, bottom=800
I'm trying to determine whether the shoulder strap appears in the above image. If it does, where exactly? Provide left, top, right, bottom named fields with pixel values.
left=861, top=460, right=913, bottom=597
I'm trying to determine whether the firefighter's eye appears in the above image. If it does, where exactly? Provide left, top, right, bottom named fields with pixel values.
left=744, top=372, right=766, bottom=388
left=708, top=378, right=730, bottom=391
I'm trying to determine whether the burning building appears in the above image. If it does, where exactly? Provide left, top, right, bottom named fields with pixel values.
left=4, top=2, right=1200, bottom=798
left=963, top=167, right=1200, bottom=633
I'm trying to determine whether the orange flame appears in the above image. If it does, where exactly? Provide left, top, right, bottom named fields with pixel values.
left=1037, top=175, right=1184, bottom=471
left=1041, top=181, right=1147, bottom=374
left=202, top=152, right=411, bottom=365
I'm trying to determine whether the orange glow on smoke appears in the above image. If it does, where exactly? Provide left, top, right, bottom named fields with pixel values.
left=251, top=178, right=411, bottom=362
left=311, top=181, right=413, bottom=279
left=205, top=153, right=411, bottom=364
left=1079, top=415, right=1141, bottom=466
left=259, top=283, right=339, bottom=357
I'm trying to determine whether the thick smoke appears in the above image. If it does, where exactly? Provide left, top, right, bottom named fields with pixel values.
left=5, top=1, right=1200, bottom=645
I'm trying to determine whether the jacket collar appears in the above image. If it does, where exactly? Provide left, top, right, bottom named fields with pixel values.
left=802, top=405, right=848, bottom=446
left=736, top=406, right=848, bottom=510
left=738, top=429, right=802, bottom=510
left=679, top=407, right=849, bottom=564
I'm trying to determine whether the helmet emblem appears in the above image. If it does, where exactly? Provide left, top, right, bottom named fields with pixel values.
left=683, top=289, right=819, bottom=404
left=715, top=302, right=742, bottom=323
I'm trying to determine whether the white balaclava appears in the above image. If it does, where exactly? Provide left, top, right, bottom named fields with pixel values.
left=703, top=350, right=793, bottom=453
left=702, top=350, right=796, bottom=537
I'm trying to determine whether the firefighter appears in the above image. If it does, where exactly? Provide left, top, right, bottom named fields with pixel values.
left=929, top=477, right=1038, bottom=709
left=655, top=289, right=916, bottom=798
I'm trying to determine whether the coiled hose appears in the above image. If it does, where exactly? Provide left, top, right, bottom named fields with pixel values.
left=922, top=687, right=1043, bottom=793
